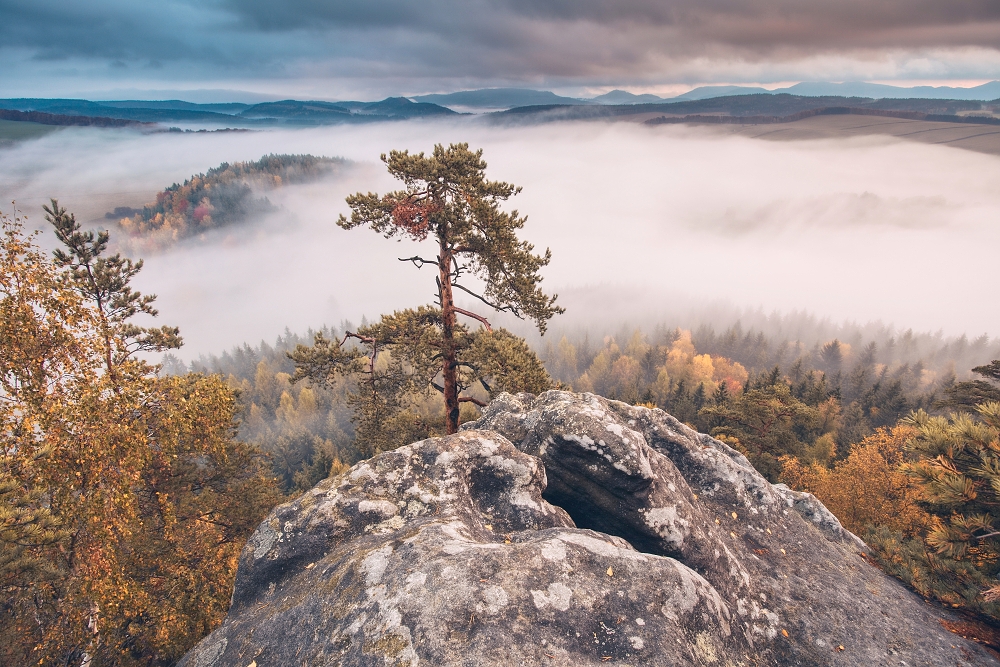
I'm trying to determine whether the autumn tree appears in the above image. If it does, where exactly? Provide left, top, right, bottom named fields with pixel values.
left=779, top=425, right=928, bottom=537
left=334, top=143, right=562, bottom=433
left=0, top=205, right=280, bottom=666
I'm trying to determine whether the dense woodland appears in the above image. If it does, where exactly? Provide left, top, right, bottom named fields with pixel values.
left=110, top=154, right=344, bottom=251
left=6, top=143, right=1000, bottom=665
left=179, top=320, right=998, bottom=486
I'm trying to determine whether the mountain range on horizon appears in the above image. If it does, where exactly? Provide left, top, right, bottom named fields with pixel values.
left=3, top=80, right=1000, bottom=128
left=415, top=80, right=1000, bottom=109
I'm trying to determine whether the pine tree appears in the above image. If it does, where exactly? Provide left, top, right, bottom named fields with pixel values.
left=938, top=359, right=1000, bottom=412
left=700, top=376, right=824, bottom=481
left=336, top=143, right=562, bottom=433
left=901, top=402, right=1000, bottom=611
left=44, top=199, right=181, bottom=377
left=291, top=306, right=552, bottom=456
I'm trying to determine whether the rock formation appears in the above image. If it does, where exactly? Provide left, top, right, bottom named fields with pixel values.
left=179, top=391, right=997, bottom=666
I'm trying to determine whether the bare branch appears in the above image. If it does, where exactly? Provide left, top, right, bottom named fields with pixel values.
left=452, top=306, right=493, bottom=331
left=399, top=255, right=440, bottom=269
left=458, top=396, right=487, bottom=407
left=452, top=282, right=519, bottom=316
left=341, top=331, right=376, bottom=346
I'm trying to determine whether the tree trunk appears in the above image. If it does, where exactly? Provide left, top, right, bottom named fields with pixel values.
left=438, top=241, right=460, bottom=433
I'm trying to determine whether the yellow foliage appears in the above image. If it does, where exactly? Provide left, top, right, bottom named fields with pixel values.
left=624, top=329, right=650, bottom=359
left=0, top=209, right=281, bottom=665
left=662, top=331, right=720, bottom=394
left=780, top=425, right=929, bottom=537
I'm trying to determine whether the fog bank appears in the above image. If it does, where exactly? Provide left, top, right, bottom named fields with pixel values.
left=1, top=118, right=997, bottom=357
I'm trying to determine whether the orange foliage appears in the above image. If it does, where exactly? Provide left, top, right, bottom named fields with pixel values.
left=780, top=425, right=929, bottom=537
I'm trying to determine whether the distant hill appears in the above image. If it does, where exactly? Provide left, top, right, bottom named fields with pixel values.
left=354, top=97, right=458, bottom=117
left=242, top=97, right=456, bottom=120
left=495, top=93, right=1000, bottom=122
left=410, top=82, right=1000, bottom=109
left=590, top=90, right=665, bottom=104
left=671, top=85, right=773, bottom=101
left=780, top=81, right=1000, bottom=100
left=96, top=100, right=250, bottom=114
left=239, top=100, right=351, bottom=120
left=0, top=97, right=456, bottom=126
left=412, top=88, right=589, bottom=109
left=111, top=154, right=346, bottom=252
left=0, top=107, right=148, bottom=128
left=670, top=81, right=1000, bottom=102
left=0, top=99, right=251, bottom=124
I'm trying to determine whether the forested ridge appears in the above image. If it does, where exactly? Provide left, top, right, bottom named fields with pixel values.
left=109, top=154, right=345, bottom=251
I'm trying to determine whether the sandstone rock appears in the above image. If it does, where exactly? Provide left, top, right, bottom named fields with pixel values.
left=179, top=391, right=998, bottom=666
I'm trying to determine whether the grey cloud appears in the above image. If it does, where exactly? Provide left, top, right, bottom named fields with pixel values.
left=223, top=0, right=1000, bottom=50
left=1, top=0, right=232, bottom=63
left=2, top=0, right=1000, bottom=88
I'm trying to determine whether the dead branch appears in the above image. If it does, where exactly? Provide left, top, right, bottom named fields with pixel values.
left=398, top=255, right=439, bottom=269
left=458, top=396, right=487, bottom=407
left=452, top=306, right=493, bottom=331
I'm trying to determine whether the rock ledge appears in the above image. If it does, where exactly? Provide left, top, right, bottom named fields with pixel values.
left=179, top=391, right=997, bottom=666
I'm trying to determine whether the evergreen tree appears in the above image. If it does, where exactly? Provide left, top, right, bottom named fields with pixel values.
left=335, top=143, right=562, bottom=433
left=291, top=306, right=552, bottom=456
left=700, top=376, right=823, bottom=481
left=938, top=359, right=1000, bottom=412
left=900, top=402, right=1000, bottom=613
left=44, top=199, right=181, bottom=377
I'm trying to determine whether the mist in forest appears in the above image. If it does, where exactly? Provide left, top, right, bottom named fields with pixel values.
left=2, top=117, right=998, bottom=357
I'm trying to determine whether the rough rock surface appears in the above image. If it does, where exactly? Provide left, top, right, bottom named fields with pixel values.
left=180, top=391, right=998, bottom=666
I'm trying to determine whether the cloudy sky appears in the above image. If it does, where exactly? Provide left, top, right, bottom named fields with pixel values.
left=2, top=0, right=1000, bottom=99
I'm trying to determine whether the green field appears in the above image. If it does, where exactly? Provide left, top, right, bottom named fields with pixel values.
left=0, top=119, right=60, bottom=145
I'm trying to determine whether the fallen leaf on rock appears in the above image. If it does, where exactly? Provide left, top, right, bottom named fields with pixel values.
left=607, top=567, right=614, bottom=577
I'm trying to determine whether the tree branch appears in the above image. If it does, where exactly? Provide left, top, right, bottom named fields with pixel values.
left=452, top=306, right=493, bottom=331
left=398, top=255, right=440, bottom=269
left=452, top=282, right=519, bottom=316
left=341, top=331, right=376, bottom=346
left=458, top=396, right=487, bottom=407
